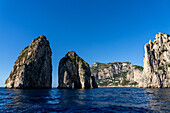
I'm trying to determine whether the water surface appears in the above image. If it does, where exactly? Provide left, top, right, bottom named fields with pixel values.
left=0, top=87, right=169, bottom=112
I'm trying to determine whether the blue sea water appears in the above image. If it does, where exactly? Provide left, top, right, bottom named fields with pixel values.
left=0, top=87, right=169, bottom=113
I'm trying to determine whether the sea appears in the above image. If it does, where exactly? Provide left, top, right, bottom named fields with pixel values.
left=0, top=87, right=169, bottom=113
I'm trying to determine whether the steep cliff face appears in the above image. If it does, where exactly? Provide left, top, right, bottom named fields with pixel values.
left=126, top=65, right=143, bottom=83
left=138, top=33, right=170, bottom=88
left=91, top=62, right=132, bottom=80
left=90, top=62, right=143, bottom=86
left=58, top=51, right=98, bottom=89
left=5, top=35, right=52, bottom=89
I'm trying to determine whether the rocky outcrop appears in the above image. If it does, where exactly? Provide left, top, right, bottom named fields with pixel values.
left=58, top=51, right=98, bottom=89
left=90, top=62, right=143, bottom=86
left=138, top=33, right=170, bottom=88
left=5, top=35, right=52, bottom=89
left=126, top=65, right=143, bottom=83
left=91, top=62, right=132, bottom=80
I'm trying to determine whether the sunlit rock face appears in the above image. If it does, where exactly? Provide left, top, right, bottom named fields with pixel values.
left=5, top=35, right=52, bottom=89
left=91, top=62, right=133, bottom=80
left=58, top=51, right=98, bottom=89
left=138, top=33, right=170, bottom=88
left=90, top=62, right=143, bottom=86
left=126, top=66, right=143, bottom=83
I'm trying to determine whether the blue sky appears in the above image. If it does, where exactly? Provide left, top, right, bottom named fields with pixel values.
left=1, top=0, right=170, bottom=87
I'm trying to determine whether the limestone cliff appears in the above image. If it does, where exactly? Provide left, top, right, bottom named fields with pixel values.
left=5, top=35, right=52, bottom=89
left=90, top=62, right=143, bottom=86
left=138, top=33, right=170, bottom=88
left=126, top=65, right=143, bottom=83
left=58, top=51, right=98, bottom=89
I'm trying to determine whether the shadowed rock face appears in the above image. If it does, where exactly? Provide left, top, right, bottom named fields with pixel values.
left=58, top=51, right=98, bottom=89
left=5, top=35, right=52, bottom=89
left=138, top=33, right=170, bottom=88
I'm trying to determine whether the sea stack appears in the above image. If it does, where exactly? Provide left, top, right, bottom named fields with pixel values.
left=58, top=51, right=98, bottom=89
left=138, top=33, right=170, bottom=88
left=5, top=35, right=52, bottom=89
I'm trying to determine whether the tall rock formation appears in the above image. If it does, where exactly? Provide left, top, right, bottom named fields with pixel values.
left=90, top=62, right=143, bottom=86
left=138, top=33, right=170, bottom=88
left=58, top=51, right=98, bottom=89
left=5, top=35, right=52, bottom=89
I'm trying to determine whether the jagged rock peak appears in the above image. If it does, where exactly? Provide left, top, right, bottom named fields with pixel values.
left=153, top=32, right=170, bottom=42
left=138, top=32, right=170, bottom=88
left=5, top=35, right=52, bottom=89
left=66, top=51, right=77, bottom=56
left=31, top=35, right=46, bottom=42
left=58, top=51, right=98, bottom=89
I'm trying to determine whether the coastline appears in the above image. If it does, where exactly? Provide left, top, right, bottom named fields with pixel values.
left=98, top=85, right=137, bottom=88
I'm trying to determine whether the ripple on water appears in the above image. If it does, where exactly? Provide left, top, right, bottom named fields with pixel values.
left=0, top=87, right=169, bottom=112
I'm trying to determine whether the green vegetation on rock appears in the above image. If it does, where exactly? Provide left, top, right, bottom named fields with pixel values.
left=134, top=65, right=143, bottom=71
left=161, top=49, right=168, bottom=53
left=97, top=77, right=138, bottom=87
left=96, top=71, right=138, bottom=87
left=114, top=72, right=127, bottom=79
left=154, top=71, right=158, bottom=74
left=32, top=35, right=46, bottom=43
left=18, top=49, right=28, bottom=60
left=158, top=66, right=164, bottom=70
left=63, top=51, right=87, bottom=65
left=121, top=80, right=130, bottom=86
left=167, top=64, right=170, bottom=67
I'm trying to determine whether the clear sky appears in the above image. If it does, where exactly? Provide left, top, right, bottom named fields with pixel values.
left=1, top=0, right=170, bottom=87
